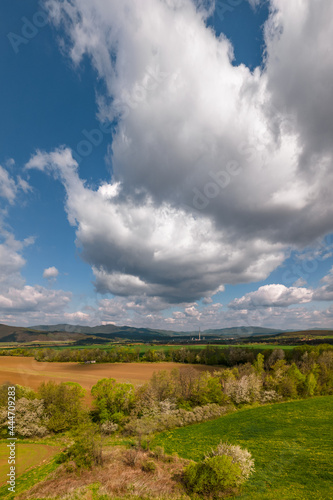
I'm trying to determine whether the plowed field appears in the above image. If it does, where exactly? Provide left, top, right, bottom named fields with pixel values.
left=0, top=356, right=209, bottom=393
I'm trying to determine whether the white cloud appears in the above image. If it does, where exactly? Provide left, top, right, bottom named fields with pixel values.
left=0, top=166, right=18, bottom=204
left=0, top=216, right=72, bottom=326
left=0, top=286, right=71, bottom=313
left=63, top=311, right=91, bottom=323
left=92, top=295, right=333, bottom=331
left=313, top=267, right=333, bottom=301
left=19, top=0, right=333, bottom=327
left=43, top=266, right=59, bottom=280
left=27, top=147, right=286, bottom=303
left=0, top=232, right=29, bottom=288
left=0, top=244, right=72, bottom=325
left=264, top=0, right=333, bottom=172
left=0, top=165, right=32, bottom=204
left=229, top=284, right=313, bottom=309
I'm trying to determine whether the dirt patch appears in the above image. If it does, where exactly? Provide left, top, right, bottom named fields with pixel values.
left=18, top=447, right=191, bottom=499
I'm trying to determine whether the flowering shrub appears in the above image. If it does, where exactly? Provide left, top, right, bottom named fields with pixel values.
left=260, top=390, right=282, bottom=404
left=101, top=420, right=119, bottom=434
left=0, top=398, right=48, bottom=437
left=205, top=442, right=255, bottom=482
left=124, top=403, right=233, bottom=436
left=224, top=373, right=262, bottom=404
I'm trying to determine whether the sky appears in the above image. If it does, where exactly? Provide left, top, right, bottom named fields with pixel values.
left=1, top=0, right=333, bottom=331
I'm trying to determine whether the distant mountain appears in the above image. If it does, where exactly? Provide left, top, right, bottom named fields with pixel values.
left=0, top=324, right=36, bottom=340
left=32, top=323, right=120, bottom=334
left=266, top=329, right=333, bottom=339
left=1, top=322, right=332, bottom=344
left=196, top=327, right=282, bottom=337
left=0, top=323, right=87, bottom=343
left=31, top=323, right=282, bottom=339
left=31, top=323, right=174, bottom=338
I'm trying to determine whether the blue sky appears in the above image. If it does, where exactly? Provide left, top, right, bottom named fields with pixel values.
left=1, top=0, right=333, bottom=330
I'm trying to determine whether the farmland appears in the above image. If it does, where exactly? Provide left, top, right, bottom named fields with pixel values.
left=0, top=356, right=210, bottom=393
left=153, top=396, right=333, bottom=499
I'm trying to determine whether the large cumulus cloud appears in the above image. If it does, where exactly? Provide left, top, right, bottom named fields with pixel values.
left=26, top=147, right=285, bottom=302
left=28, top=0, right=333, bottom=310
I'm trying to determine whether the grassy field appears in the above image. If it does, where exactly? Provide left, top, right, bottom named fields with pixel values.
left=3, top=343, right=296, bottom=352
left=0, top=443, right=59, bottom=486
left=153, top=396, right=333, bottom=499
left=131, top=344, right=295, bottom=352
left=0, top=452, right=60, bottom=500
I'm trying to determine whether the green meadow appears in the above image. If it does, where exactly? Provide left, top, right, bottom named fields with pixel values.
left=8, top=343, right=295, bottom=352
left=153, top=396, right=333, bottom=499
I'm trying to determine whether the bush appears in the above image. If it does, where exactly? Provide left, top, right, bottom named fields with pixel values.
left=123, top=448, right=139, bottom=467
left=152, top=445, right=165, bottom=460
left=0, top=397, right=48, bottom=438
left=224, top=373, right=262, bottom=404
left=100, top=420, right=118, bottom=435
left=184, top=455, right=242, bottom=497
left=0, top=383, right=37, bottom=407
left=15, top=398, right=49, bottom=437
left=59, top=423, right=103, bottom=469
left=141, top=460, right=156, bottom=473
left=205, top=442, right=255, bottom=482
left=124, top=403, right=232, bottom=436
left=259, top=390, right=281, bottom=404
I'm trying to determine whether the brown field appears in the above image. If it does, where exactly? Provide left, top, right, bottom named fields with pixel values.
left=0, top=357, right=211, bottom=395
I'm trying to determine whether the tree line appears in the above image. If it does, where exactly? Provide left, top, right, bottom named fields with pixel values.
left=1, top=343, right=333, bottom=367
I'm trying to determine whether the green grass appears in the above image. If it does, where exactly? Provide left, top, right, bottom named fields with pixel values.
left=19, top=343, right=295, bottom=353
left=0, top=454, right=60, bottom=500
left=0, top=442, right=60, bottom=489
left=153, top=396, right=333, bottom=499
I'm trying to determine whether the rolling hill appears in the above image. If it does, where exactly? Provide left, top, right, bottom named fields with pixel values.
left=0, top=324, right=87, bottom=343
left=1, top=322, right=332, bottom=344
left=31, top=323, right=282, bottom=340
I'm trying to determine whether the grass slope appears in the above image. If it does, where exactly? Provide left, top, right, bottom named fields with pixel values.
left=153, top=396, right=333, bottom=500
left=0, top=443, right=60, bottom=486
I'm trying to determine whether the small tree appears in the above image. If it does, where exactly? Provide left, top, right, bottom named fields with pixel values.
left=38, top=381, right=86, bottom=433
left=304, top=372, right=317, bottom=397
left=192, top=373, right=227, bottom=406
left=91, top=378, right=135, bottom=423
left=253, top=353, right=264, bottom=375
left=266, top=349, right=285, bottom=370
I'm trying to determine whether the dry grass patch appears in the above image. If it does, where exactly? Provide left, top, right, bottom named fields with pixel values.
left=18, top=446, right=191, bottom=500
